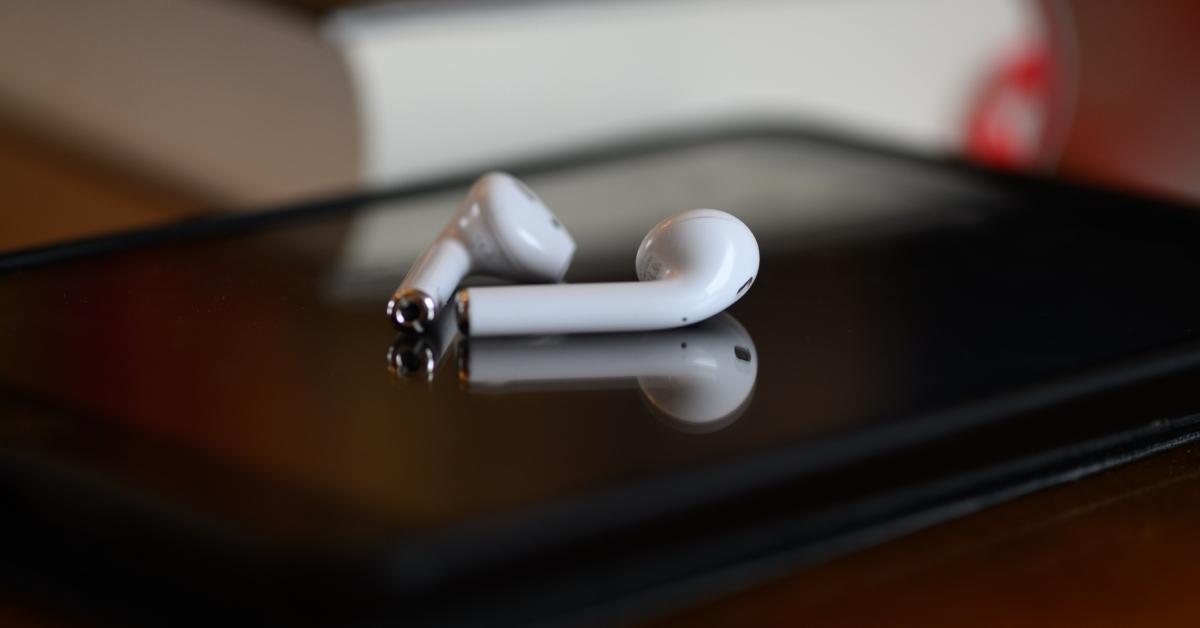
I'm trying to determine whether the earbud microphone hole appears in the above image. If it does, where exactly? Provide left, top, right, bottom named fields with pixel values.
left=738, top=276, right=754, bottom=295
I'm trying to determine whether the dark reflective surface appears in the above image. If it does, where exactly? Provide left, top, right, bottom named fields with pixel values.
left=1, top=131, right=1200, bottom=625
left=1, top=133, right=1200, bottom=531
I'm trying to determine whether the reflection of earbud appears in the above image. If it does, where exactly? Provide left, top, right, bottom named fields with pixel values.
left=459, top=313, right=756, bottom=432
left=386, top=305, right=459, bottom=381
left=457, top=209, right=758, bottom=337
left=387, top=172, right=576, bottom=332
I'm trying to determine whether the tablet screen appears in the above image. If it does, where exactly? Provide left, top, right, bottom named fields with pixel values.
left=1, top=133, right=1198, bottom=543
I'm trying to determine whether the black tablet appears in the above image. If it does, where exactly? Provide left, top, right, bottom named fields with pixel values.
left=1, top=128, right=1199, bottom=627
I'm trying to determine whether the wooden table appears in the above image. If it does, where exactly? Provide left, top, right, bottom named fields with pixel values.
left=648, top=444, right=1200, bottom=627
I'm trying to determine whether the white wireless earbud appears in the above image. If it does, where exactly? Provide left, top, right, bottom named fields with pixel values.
left=456, top=209, right=758, bottom=336
left=461, top=313, right=757, bottom=432
left=387, top=172, right=576, bottom=331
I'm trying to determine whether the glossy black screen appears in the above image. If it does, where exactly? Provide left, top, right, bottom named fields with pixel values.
left=1, top=131, right=1198, bottom=551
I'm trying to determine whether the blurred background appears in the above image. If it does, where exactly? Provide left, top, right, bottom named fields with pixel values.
left=1, top=4, right=1199, bottom=626
left=0, top=0, right=1197, bottom=252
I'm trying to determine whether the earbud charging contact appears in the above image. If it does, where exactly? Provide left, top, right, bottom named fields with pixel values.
left=387, top=289, right=438, bottom=333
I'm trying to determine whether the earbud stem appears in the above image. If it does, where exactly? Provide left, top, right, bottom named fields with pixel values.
left=461, top=280, right=708, bottom=336
left=396, top=238, right=471, bottom=309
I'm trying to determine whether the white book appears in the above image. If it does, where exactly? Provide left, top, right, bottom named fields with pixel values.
left=328, top=0, right=1032, bottom=188
left=0, top=0, right=1031, bottom=206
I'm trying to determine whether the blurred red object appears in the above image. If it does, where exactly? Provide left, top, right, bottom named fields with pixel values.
left=968, top=1, right=1200, bottom=201
left=965, top=45, right=1053, bottom=171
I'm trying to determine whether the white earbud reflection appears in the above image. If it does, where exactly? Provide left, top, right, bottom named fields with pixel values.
left=459, top=313, right=756, bottom=433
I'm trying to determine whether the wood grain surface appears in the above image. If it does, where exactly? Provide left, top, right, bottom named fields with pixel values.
left=646, top=444, right=1200, bottom=627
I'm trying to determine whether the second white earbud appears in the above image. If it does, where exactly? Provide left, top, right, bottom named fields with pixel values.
left=456, top=209, right=759, bottom=336
left=387, top=172, right=576, bottom=331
